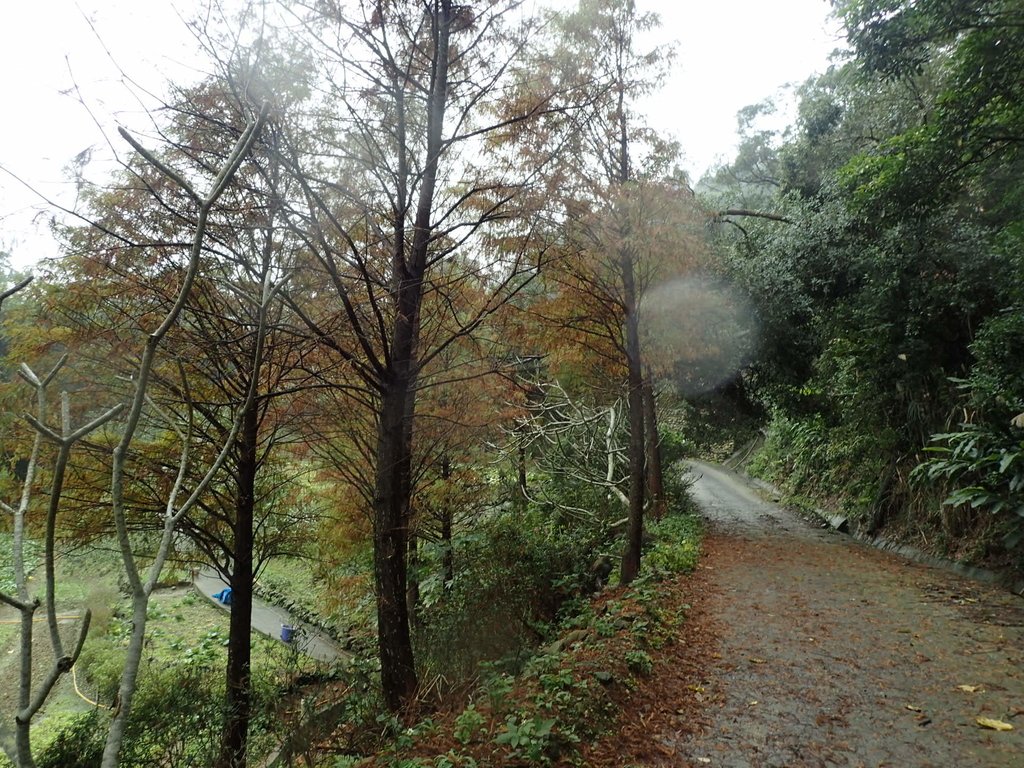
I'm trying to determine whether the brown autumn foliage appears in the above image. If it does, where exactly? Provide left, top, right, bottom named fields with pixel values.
left=536, top=180, right=708, bottom=396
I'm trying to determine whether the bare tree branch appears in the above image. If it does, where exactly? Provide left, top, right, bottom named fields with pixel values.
left=715, top=207, right=793, bottom=224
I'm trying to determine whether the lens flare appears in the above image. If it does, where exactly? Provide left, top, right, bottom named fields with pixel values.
left=641, top=276, right=759, bottom=396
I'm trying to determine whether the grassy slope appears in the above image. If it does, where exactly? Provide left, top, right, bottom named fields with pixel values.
left=0, top=541, right=321, bottom=766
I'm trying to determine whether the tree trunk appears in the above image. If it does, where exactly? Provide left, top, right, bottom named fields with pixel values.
left=643, top=370, right=666, bottom=520
left=218, top=404, right=259, bottom=768
left=373, top=380, right=418, bottom=711
left=440, top=456, right=454, bottom=587
left=372, top=285, right=422, bottom=710
left=619, top=287, right=646, bottom=585
left=615, top=64, right=645, bottom=585
left=371, top=0, right=453, bottom=711
left=14, top=609, right=35, bottom=768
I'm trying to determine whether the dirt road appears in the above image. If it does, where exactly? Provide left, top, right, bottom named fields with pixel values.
left=594, top=461, right=1024, bottom=767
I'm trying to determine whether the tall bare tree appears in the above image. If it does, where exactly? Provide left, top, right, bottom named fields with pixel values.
left=545, top=0, right=680, bottom=584
left=282, top=0, right=570, bottom=709
left=95, top=106, right=270, bottom=768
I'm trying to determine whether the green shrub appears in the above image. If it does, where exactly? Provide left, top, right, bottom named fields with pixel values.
left=624, top=649, right=653, bottom=676
left=493, top=714, right=558, bottom=764
left=117, top=665, right=223, bottom=767
left=414, top=505, right=607, bottom=680
left=749, top=413, right=890, bottom=519
left=452, top=705, right=486, bottom=745
left=36, top=711, right=105, bottom=768
left=913, top=422, right=1024, bottom=548
left=658, top=427, right=689, bottom=467
left=968, top=304, right=1024, bottom=413
left=645, top=513, right=701, bottom=576
left=431, top=752, right=478, bottom=768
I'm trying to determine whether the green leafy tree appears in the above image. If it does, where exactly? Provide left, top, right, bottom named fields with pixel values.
left=705, top=0, right=1024, bottom=549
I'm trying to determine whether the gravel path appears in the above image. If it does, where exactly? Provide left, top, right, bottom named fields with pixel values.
left=591, top=461, right=1024, bottom=767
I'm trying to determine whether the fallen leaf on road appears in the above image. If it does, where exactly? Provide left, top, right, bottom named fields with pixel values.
left=748, top=700, right=759, bottom=706
left=957, top=684, right=984, bottom=693
left=905, top=705, right=923, bottom=712
left=976, top=717, right=1014, bottom=731
left=748, top=657, right=767, bottom=664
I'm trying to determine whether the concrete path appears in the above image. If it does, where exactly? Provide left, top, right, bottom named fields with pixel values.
left=193, top=570, right=347, bottom=664
left=675, top=460, right=1024, bottom=767
left=585, top=461, right=1024, bottom=767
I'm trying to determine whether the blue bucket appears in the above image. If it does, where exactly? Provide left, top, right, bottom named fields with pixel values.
left=281, top=624, right=295, bottom=643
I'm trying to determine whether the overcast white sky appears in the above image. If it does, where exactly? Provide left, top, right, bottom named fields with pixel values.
left=0, top=0, right=844, bottom=269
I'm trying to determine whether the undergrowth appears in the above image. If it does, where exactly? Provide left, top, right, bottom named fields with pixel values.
left=341, top=508, right=702, bottom=768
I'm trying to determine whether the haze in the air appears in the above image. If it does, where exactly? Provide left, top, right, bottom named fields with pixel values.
left=0, top=0, right=841, bottom=267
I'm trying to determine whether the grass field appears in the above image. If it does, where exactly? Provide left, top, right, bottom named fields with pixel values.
left=0, top=543, right=324, bottom=766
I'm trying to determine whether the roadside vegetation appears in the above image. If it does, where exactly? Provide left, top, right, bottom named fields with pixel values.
left=0, top=460, right=699, bottom=767
left=699, top=0, right=1024, bottom=578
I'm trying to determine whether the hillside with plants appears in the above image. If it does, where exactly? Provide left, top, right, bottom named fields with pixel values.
left=701, top=0, right=1024, bottom=574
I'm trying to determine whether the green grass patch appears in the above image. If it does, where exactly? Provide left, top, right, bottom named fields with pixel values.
left=260, top=556, right=319, bottom=603
left=645, top=513, right=701, bottom=576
